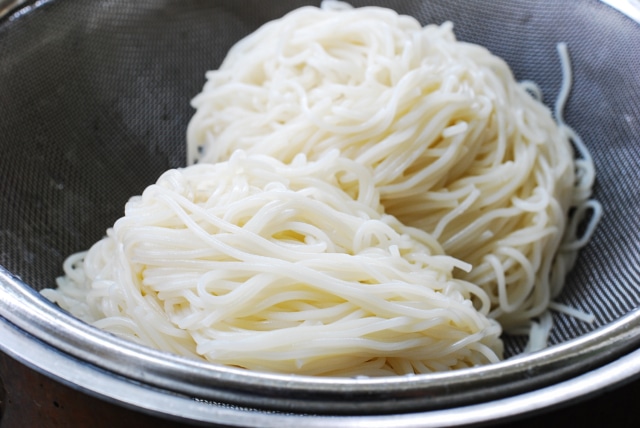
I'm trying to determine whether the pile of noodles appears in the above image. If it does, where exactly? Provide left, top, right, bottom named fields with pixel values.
left=43, top=1, right=600, bottom=376
left=186, top=1, right=599, bottom=341
left=43, top=151, right=503, bottom=376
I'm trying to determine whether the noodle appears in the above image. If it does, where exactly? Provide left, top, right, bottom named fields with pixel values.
left=186, top=1, right=599, bottom=336
left=42, top=0, right=600, bottom=375
left=43, top=151, right=503, bottom=375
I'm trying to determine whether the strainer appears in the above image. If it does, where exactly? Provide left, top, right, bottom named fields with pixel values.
left=1, top=0, right=639, bottom=426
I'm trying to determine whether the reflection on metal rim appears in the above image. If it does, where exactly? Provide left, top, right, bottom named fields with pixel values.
left=0, top=0, right=24, bottom=19
left=602, top=0, right=640, bottom=23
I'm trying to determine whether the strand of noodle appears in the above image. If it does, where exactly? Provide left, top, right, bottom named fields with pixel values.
left=554, top=43, right=573, bottom=129
left=442, top=207, right=524, bottom=251
left=548, top=301, right=596, bottom=323
left=561, top=199, right=604, bottom=251
left=519, top=80, right=543, bottom=101
left=432, top=186, right=480, bottom=240
left=523, top=311, right=554, bottom=353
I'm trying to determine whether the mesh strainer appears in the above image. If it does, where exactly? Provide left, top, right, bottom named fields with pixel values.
left=1, top=0, right=639, bottom=426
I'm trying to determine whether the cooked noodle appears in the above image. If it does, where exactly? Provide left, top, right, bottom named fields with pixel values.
left=186, top=1, right=599, bottom=338
left=42, top=1, right=600, bottom=374
left=43, top=151, right=503, bottom=376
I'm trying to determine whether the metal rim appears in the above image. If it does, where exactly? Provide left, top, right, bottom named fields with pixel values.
left=2, top=266, right=640, bottom=415
left=3, top=305, right=640, bottom=427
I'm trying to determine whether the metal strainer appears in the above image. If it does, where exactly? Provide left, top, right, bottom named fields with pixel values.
left=1, top=0, right=639, bottom=426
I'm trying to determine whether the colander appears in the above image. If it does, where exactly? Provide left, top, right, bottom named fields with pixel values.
left=1, top=0, right=639, bottom=426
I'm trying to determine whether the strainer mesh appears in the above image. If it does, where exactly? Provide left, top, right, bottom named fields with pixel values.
left=1, top=0, right=639, bottom=358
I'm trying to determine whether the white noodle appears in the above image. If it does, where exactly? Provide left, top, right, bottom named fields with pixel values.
left=44, top=151, right=503, bottom=376
left=43, top=1, right=601, bottom=374
left=186, top=1, right=599, bottom=336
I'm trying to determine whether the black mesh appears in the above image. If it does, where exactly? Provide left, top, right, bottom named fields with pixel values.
left=1, top=0, right=639, bottom=357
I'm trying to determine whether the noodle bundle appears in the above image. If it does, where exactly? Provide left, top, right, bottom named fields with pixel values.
left=43, top=0, right=601, bottom=376
left=187, top=1, right=599, bottom=336
left=43, top=151, right=503, bottom=376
